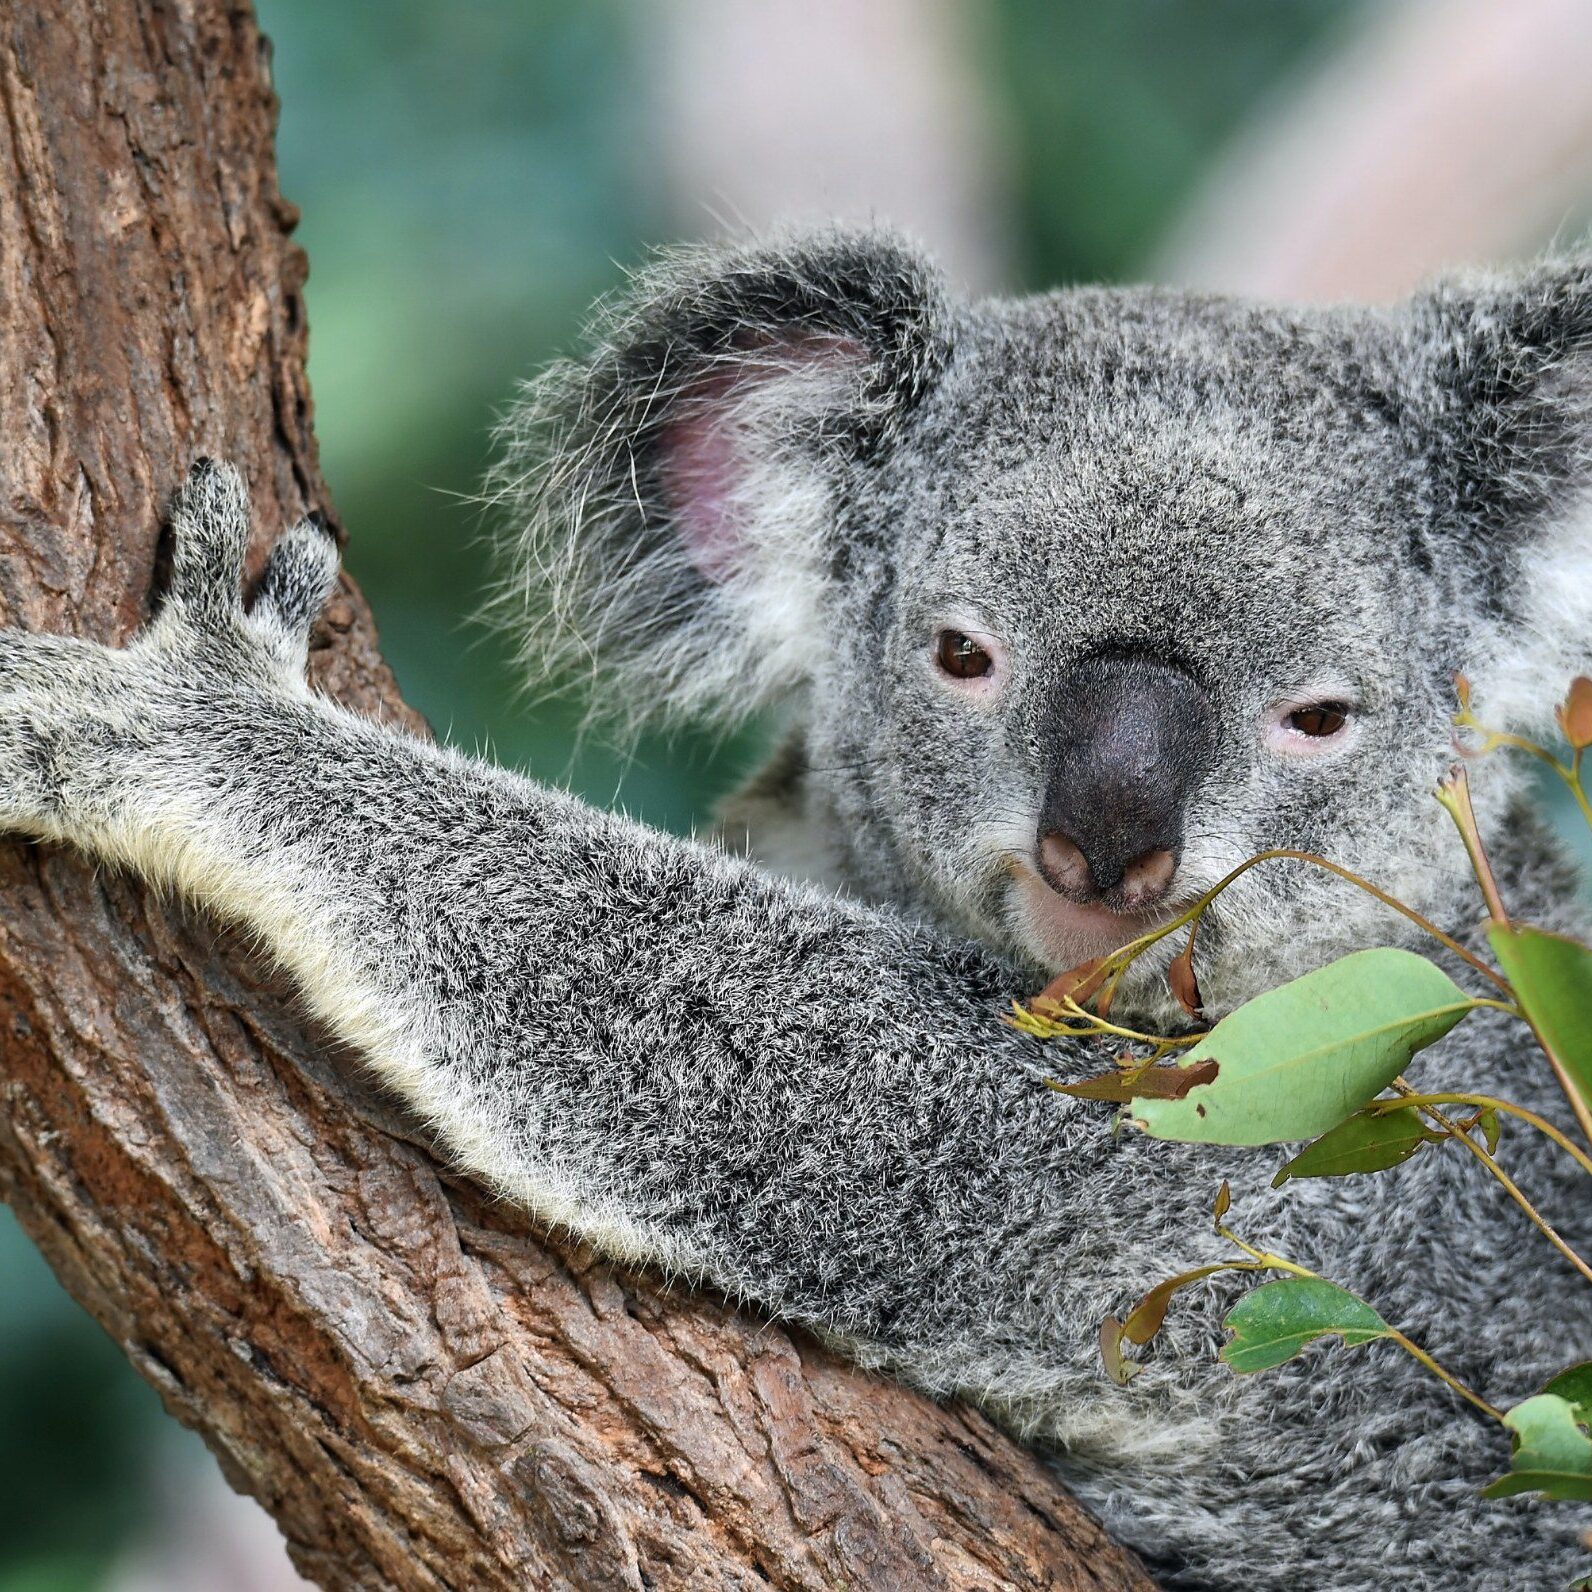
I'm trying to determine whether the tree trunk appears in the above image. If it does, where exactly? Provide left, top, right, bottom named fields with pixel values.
left=0, top=5, right=1155, bottom=1588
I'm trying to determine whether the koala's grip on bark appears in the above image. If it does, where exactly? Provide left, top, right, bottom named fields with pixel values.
left=0, top=460, right=1587, bottom=1592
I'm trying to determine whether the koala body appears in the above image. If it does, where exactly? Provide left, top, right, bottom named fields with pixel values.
left=3, top=231, right=1591, bottom=1589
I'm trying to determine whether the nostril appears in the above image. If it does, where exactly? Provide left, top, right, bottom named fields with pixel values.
left=1037, top=833, right=1179, bottom=911
left=1037, top=832, right=1096, bottom=902
left=1119, top=847, right=1176, bottom=910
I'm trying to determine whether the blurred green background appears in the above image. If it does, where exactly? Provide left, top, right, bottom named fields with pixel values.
left=6, top=0, right=1588, bottom=1584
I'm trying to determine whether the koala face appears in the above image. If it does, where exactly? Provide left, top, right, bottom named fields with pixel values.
left=807, top=295, right=1472, bottom=1012
left=497, top=231, right=1592, bottom=1019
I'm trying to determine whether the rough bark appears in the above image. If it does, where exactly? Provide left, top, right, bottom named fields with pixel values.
left=0, top=4, right=1155, bottom=1588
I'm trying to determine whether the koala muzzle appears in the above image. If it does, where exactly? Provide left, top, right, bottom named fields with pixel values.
left=1036, top=655, right=1215, bottom=912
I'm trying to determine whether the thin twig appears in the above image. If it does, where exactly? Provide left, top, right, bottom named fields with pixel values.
left=1431, top=772, right=1592, bottom=1150
left=1386, top=1329, right=1503, bottom=1421
left=1517, top=1017, right=1592, bottom=1157
left=1459, top=721, right=1592, bottom=828
left=1095, top=848, right=1512, bottom=997
left=1392, top=1085, right=1592, bottom=1288
left=1434, top=769, right=1509, bottom=925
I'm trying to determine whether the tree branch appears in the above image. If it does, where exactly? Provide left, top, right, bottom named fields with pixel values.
left=0, top=4, right=1153, bottom=1587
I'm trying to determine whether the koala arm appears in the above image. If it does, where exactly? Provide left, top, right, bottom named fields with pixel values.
left=0, top=463, right=1185, bottom=1401
left=6, top=464, right=1584, bottom=1592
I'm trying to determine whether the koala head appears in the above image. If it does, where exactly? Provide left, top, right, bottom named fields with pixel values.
left=493, top=228, right=1592, bottom=1019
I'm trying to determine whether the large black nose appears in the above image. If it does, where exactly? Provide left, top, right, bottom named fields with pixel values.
left=1036, top=655, right=1214, bottom=911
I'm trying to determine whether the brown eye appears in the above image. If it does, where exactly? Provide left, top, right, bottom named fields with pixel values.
left=1287, top=703, right=1349, bottom=738
left=935, top=630, right=993, bottom=680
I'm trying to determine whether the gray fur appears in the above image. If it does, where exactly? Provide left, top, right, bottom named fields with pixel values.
left=2, top=231, right=1591, bottom=1588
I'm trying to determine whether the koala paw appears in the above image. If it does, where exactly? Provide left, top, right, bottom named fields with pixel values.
left=157, top=456, right=341, bottom=672
left=0, top=459, right=341, bottom=837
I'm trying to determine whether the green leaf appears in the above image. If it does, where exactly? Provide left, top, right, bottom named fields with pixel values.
left=1487, top=924, right=1592, bottom=1120
left=1481, top=1393, right=1592, bottom=1502
left=1477, top=1106, right=1501, bottom=1156
left=1219, top=1278, right=1391, bottom=1374
left=1543, top=1362, right=1592, bottom=1423
left=1134, top=949, right=1473, bottom=1146
left=1273, top=1105, right=1447, bottom=1186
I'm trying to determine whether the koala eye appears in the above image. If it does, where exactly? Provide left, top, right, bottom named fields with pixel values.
left=1287, top=703, right=1350, bottom=738
left=935, top=630, right=994, bottom=680
left=1266, top=695, right=1357, bottom=759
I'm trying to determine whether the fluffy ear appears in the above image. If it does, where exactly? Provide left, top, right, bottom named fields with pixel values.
left=1401, top=257, right=1592, bottom=734
left=487, top=227, right=952, bottom=730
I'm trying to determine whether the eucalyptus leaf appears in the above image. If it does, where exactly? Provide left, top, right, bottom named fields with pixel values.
left=1220, top=1278, right=1391, bottom=1374
left=1135, top=949, right=1473, bottom=1146
left=1477, top=1106, right=1501, bottom=1156
left=1121, top=1263, right=1240, bottom=1346
left=1481, top=1393, right=1592, bottom=1502
left=1049, top=1060, right=1217, bottom=1103
left=1543, top=1362, right=1592, bottom=1423
left=1273, top=1105, right=1447, bottom=1186
left=1099, top=1316, right=1141, bottom=1386
left=1487, top=924, right=1592, bottom=1120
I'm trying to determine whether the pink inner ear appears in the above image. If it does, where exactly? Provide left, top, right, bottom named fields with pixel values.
left=655, top=333, right=866, bottom=583
left=658, top=388, right=746, bottom=583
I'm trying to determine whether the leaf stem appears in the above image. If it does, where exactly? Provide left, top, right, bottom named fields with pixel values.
left=1468, top=996, right=1527, bottom=1019
left=1096, top=848, right=1511, bottom=998
left=1031, top=995, right=1205, bottom=1049
left=1215, top=1225, right=1316, bottom=1280
left=1370, top=1090, right=1592, bottom=1179
left=1384, top=1329, right=1502, bottom=1421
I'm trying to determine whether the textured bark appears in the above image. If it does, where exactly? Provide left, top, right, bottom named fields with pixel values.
left=0, top=4, right=1156, bottom=1588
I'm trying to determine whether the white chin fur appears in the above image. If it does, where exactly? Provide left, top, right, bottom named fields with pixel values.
left=1007, top=865, right=1165, bottom=971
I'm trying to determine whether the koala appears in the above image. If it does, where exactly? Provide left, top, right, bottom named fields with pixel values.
left=2, top=228, right=1591, bottom=1591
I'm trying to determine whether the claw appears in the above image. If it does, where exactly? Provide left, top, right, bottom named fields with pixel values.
left=167, top=459, right=252, bottom=629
